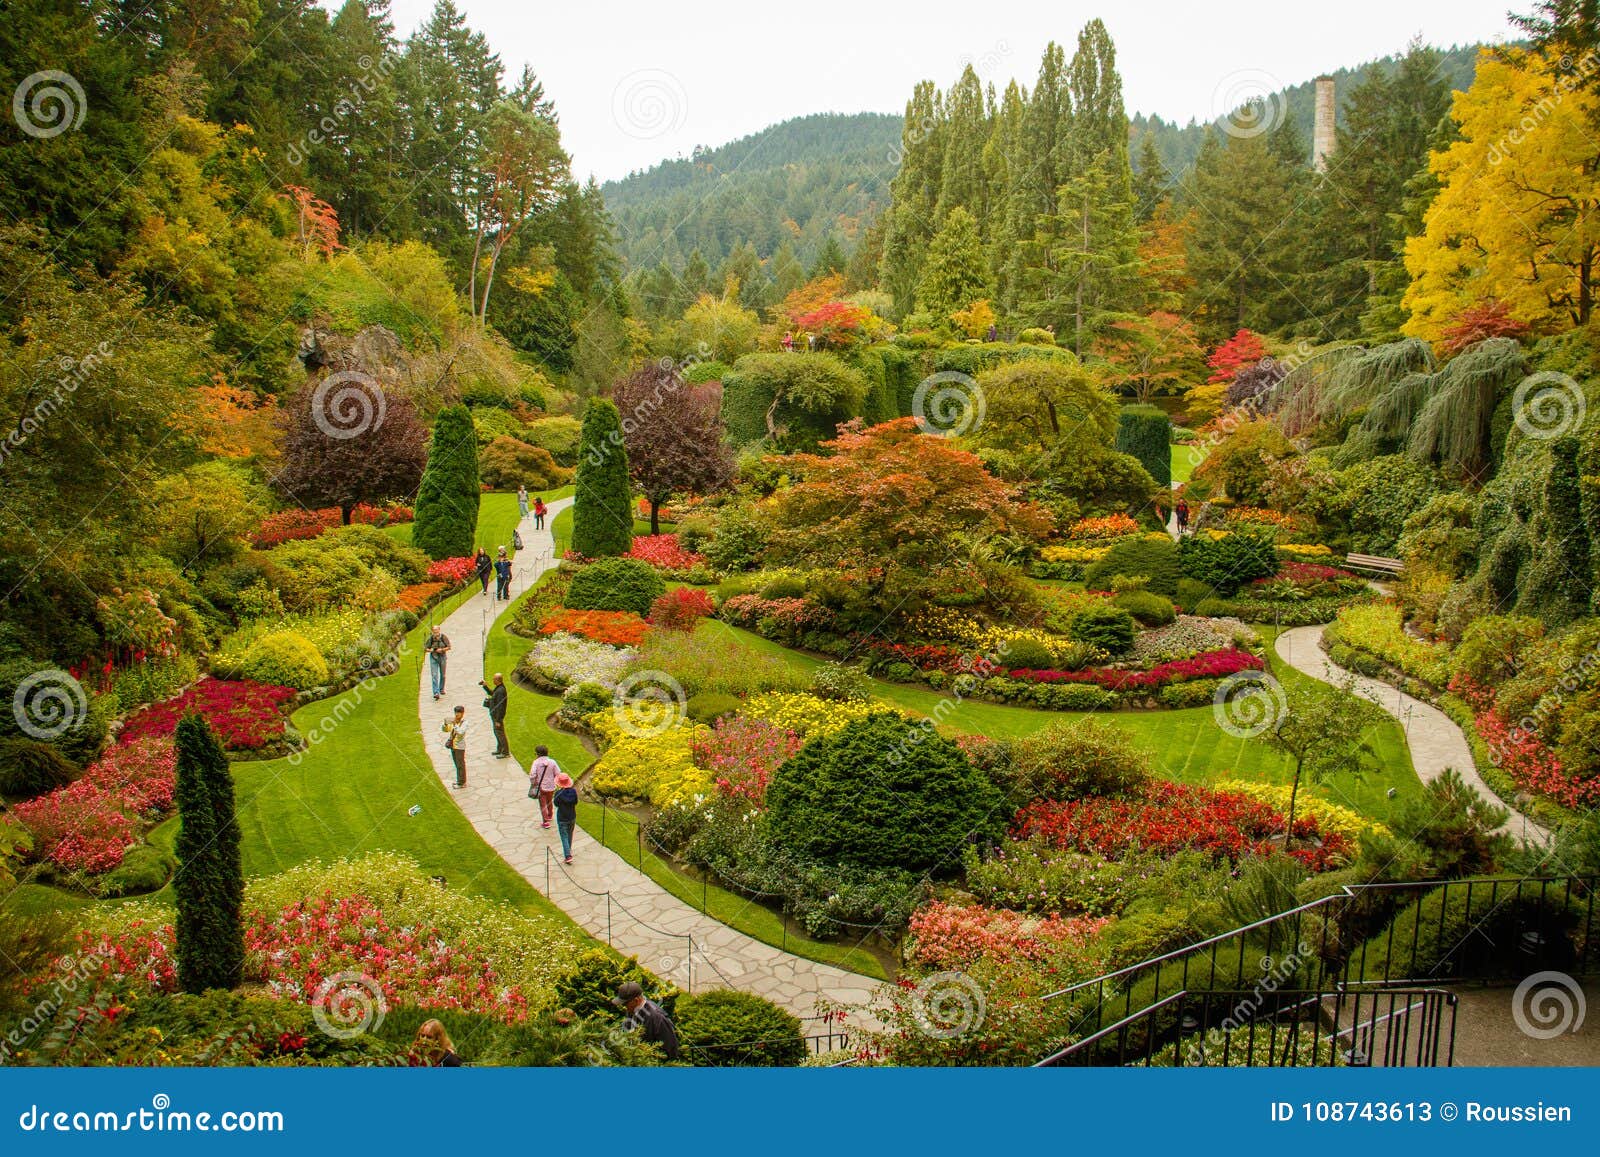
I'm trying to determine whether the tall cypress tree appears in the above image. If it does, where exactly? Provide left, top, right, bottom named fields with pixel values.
left=572, top=399, right=634, bottom=557
left=173, top=716, right=244, bottom=993
left=413, top=404, right=481, bottom=559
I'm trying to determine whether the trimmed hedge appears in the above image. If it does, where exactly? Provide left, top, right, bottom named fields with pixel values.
left=1115, top=405, right=1172, bottom=489
left=720, top=352, right=868, bottom=449
left=675, top=990, right=806, bottom=1067
left=565, top=558, right=665, bottom=616
left=1083, top=536, right=1182, bottom=595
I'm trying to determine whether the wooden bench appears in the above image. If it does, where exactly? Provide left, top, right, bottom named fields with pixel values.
left=1345, top=553, right=1404, bottom=576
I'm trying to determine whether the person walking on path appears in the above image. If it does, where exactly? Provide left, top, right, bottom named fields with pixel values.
left=479, top=672, right=509, bottom=758
left=781, top=331, right=794, bottom=353
left=552, top=772, right=578, bottom=863
left=494, top=547, right=512, bottom=601
left=615, top=981, right=680, bottom=1060
left=1175, top=498, right=1190, bottom=535
left=517, top=484, right=529, bottom=520
left=442, top=706, right=468, bottom=789
left=528, top=744, right=560, bottom=828
left=474, top=548, right=492, bottom=596
left=532, top=496, right=546, bottom=530
left=425, top=625, right=451, bottom=701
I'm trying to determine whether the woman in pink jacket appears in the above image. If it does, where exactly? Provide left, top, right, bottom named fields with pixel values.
left=528, top=745, right=561, bottom=828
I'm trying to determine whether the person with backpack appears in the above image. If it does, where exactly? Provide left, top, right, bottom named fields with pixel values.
left=479, top=672, right=509, bottom=758
left=1175, top=498, right=1190, bottom=535
left=494, top=547, right=512, bottom=601
left=532, top=496, right=546, bottom=530
left=474, top=548, right=492, bottom=595
left=552, top=772, right=578, bottom=863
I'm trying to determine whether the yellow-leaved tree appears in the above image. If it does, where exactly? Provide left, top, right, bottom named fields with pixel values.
left=1403, top=49, right=1600, bottom=344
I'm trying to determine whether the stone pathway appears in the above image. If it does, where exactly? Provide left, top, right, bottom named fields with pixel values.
left=417, top=497, right=884, bottom=1021
left=1275, top=624, right=1551, bottom=846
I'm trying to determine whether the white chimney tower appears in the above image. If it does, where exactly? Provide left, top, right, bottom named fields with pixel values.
left=1312, top=76, right=1336, bottom=171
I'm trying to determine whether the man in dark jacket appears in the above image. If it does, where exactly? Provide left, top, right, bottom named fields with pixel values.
left=616, top=981, right=680, bottom=1060
left=479, top=672, right=509, bottom=758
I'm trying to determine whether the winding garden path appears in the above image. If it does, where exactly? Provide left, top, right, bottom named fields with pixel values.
left=1275, top=624, right=1552, bottom=846
left=416, top=497, right=884, bottom=1021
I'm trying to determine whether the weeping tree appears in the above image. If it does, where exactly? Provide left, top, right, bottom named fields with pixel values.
left=1403, top=338, right=1526, bottom=480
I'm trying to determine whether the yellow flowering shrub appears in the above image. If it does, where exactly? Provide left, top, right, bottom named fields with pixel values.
left=742, top=692, right=881, bottom=738
left=1040, top=544, right=1110, bottom=564
left=903, top=609, right=1084, bottom=663
left=1215, top=780, right=1388, bottom=841
left=589, top=713, right=712, bottom=807
left=1277, top=543, right=1332, bottom=558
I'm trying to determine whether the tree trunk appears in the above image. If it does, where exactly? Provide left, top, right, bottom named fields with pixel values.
left=341, top=503, right=354, bottom=526
left=480, top=238, right=505, bottom=321
left=649, top=499, right=661, bottom=536
left=469, top=224, right=486, bottom=324
left=1284, top=760, right=1303, bottom=847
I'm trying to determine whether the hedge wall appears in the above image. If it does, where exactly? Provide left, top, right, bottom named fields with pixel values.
left=1116, top=404, right=1172, bottom=489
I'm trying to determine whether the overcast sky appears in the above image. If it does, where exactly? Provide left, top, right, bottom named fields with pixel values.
left=374, top=0, right=1520, bottom=183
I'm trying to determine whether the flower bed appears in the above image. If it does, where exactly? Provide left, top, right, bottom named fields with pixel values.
left=906, top=902, right=1112, bottom=970
left=740, top=692, right=881, bottom=739
left=587, top=712, right=711, bottom=807
left=393, top=581, right=447, bottom=613
left=1212, top=780, right=1388, bottom=841
left=1326, top=603, right=1451, bottom=688
left=214, top=607, right=368, bottom=673
left=252, top=504, right=413, bottom=548
left=626, top=534, right=708, bottom=572
left=12, top=738, right=177, bottom=874
left=1067, top=513, right=1140, bottom=540
left=538, top=608, right=650, bottom=647
left=649, top=586, right=715, bottom=631
left=1014, top=782, right=1353, bottom=871
left=1454, top=677, right=1600, bottom=809
left=118, top=678, right=296, bottom=752
left=1130, top=616, right=1256, bottom=664
left=1004, top=648, right=1263, bottom=692
left=516, top=631, right=634, bottom=692
left=427, top=556, right=478, bottom=585
left=718, top=594, right=835, bottom=636
left=690, top=716, right=804, bottom=804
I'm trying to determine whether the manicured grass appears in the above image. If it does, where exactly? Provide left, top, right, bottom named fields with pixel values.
left=485, top=570, right=891, bottom=979
left=1171, top=442, right=1204, bottom=485
left=550, top=505, right=572, bottom=557
left=692, top=618, right=1419, bottom=825
left=384, top=486, right=574, bottom=552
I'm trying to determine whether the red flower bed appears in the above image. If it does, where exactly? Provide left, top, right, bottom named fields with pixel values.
left=13, top=739, right=177, bottom=873
left=907, top=902, right=1112, bottom=970
left=1452, top=677, right=1600, bottom=808
left=1014, top=782, right=1351, bottom=871
left=252, top=504, right=413, bottom=548
left=1272, top=561, right=1357, bottom=584
left=1005, top=648, right=1263, bottom=691
left=538, top=608, right=649, bottom=647
left=626, top=534, right=706, bottom=571
left=66, top=895, right=530, bottom=1022
left=649, top=586, right=715, bottom=631
left=118, top=678, right=296, bottom=752
left=426, top=557, right=477, bottom=585
left=691, top=716, right=804, bottom=803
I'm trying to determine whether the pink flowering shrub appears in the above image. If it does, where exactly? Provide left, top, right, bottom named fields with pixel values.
left=1005, top=647, right=1263, bottom=691
left=691, top=716, right=805, bottom=803
left=13, top=738, right=177, bottom=873
left=907, top=902, right=1112, bottom=970
left=626, top=534, right=707, bottom=571
left=718, top=594, right=835, bottom=635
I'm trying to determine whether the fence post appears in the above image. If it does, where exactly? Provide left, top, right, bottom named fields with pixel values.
left=687, top=936, right=693, bottom=993
left=601, top=798, right=606, bottom=849
left=701, top=876, right=707, bottom=914
left=606, top=894, right=612, bottom=945
left=637, top=823, right=643, bottom=870
left=544, top=846, right=550, bottom=896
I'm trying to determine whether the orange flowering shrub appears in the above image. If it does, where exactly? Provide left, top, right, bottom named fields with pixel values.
left=1067, top=513, right=1139, bottom=540
left=538, top=609, right=650, bottom=647
left=393, top=582, right=447, bottom=614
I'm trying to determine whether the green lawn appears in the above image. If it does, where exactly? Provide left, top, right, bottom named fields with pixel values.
left=692, top=617, right=1419, bottom=825
left=1171, top=442, right=1204, bottom=485
left=385, top=486, right=573, bottom=552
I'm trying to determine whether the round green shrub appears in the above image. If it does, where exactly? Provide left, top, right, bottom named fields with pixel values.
left=1018, top=327, right=1056, bottom=345
left=552, top=949, right=677, bottom=1019
left=810, top=661, right=871, bottom=702
left=1179, top=528, right=1277, bottom=595
left=561, top=682, right=612, bottom=717
left=767, top=712, right=1007, bottom=874
left=1066, top=603, right=1137, bottom=655
left=999, top=637, right=1056, bottom=670
left=1114, top=590, right=1177, bottom=626
left=1115, top=404, right=1173, bottom=488
left=1176, top=578, right=1217, bottom=611
left=1193, top=597, right=1233, bottom=617
left=759, top=574, right=807, bottom=600
left=478, top=436, right=570, bottom=491
left=674, top=513, right=717, bottom=553
left=675, top=990, right=805, bottom=1067
left=94, top=844, right=174, bottom=897
left=565, top=558, right=666, bottom=616
left=241, top=630, right=329, bottom=690
left=0, top=737, right=77, bottom=800
left=686, top=692, right=742, bottom=724
left=1083, top=536, right=1182, bottom=595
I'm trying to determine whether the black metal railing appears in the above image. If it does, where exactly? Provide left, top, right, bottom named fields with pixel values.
left=1036, top=986, right=1457, bottom=1068
left=1039, top=873, right=1594, bottom=1065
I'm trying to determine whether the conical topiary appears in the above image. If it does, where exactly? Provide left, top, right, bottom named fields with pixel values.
left=572, top=398, right=634, bottom=557
left=413, top=404, right=481, bottom=560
